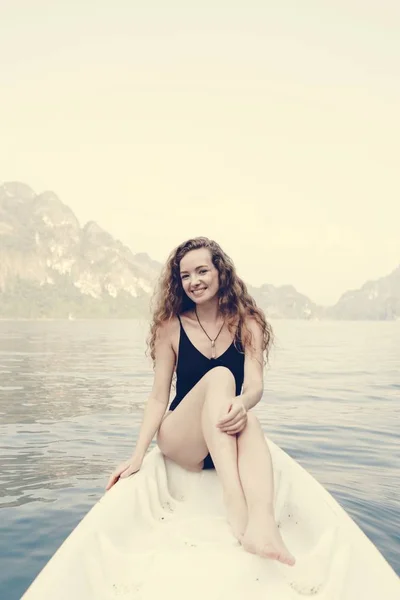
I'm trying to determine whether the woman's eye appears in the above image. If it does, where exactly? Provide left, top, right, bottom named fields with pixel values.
left=181, top=270, right=207, bottom=280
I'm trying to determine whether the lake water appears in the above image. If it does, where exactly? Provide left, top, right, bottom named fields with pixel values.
left=0, top=319, right=399, bottom=599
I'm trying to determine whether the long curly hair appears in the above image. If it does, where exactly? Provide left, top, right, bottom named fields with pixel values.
left=146, top=237, right=274, bottom=371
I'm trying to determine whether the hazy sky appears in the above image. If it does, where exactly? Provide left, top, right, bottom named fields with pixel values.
left=1, top=1, right=399, bottom=305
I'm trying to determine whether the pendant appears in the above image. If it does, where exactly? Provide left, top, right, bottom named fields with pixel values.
left=211, top=339, right=216, bottom=359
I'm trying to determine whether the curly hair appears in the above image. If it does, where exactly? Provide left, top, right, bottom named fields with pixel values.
left=146, top=237, right=274, bottom=371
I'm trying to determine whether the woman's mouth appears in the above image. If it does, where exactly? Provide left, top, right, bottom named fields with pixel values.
left=192, top=288, right=206, bottom=296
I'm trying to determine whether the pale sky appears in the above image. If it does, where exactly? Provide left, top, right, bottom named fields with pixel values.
left=1, top=1, right=399, bottom=305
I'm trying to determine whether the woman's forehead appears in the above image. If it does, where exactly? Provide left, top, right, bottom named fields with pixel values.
left=180, top=248, right=212, bottom=269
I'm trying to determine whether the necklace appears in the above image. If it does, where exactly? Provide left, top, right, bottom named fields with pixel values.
left=195, top=307, right=225, bottom=359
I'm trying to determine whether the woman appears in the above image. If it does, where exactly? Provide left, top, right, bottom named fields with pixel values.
left=106, top=237, right=295, bottom=566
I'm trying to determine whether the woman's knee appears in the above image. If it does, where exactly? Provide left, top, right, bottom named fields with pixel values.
left=203, top=368, right=236, bottom=407
left=204, top=366, right=236, bottom=391
left=202, top=369, right=236, bottom=425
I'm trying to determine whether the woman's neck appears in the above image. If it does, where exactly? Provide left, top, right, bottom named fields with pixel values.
left=193, top=299, right=221, bottom=324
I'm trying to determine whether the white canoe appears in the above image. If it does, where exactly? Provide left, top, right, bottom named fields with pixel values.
left=22, top=438, right=399, bottom=600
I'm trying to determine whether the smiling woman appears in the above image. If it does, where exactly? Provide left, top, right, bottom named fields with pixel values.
left=106, top=236, right=295, bottom=565
left=180, top=262, right=216, bottom=298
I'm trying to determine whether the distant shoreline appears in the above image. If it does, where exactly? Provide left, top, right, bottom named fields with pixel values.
left=0, top=317, right=399, bottom=323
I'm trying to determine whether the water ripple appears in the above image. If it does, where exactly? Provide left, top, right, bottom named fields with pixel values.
left=0, top=318, right=399, bottom=599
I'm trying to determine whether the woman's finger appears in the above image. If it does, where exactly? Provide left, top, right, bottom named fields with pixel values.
left=106, top=473, right=119, bottom=491
left=120, top=465, right=139, bottom=479
left=217, top=406, right=240, bottom=426
left=222, top=417, right=247, bottom=433
left=218, top=411, right=245, bottom=429
left=105, top=464, right=128, bottom=490
left=226, top=425, right=245, bottom=435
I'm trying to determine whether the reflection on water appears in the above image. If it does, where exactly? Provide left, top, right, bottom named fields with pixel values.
left=0, top=319, right=399, bottom=598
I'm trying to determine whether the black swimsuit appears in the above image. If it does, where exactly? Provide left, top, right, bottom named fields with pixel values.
left=169, top=314, right=245, bottom=469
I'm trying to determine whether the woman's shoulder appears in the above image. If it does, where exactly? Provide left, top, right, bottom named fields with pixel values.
left=156, top=315, right=182, bottom=347
left=158, top=315, right=180, bottom=333
left=179, top=309, right=195, bottom=321
left=157, top=315, right=183, bottom=359
left=241, top=314, right=264, bottom=337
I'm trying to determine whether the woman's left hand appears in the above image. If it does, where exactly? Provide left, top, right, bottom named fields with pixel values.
left=217, top=398, right=247, bottom=435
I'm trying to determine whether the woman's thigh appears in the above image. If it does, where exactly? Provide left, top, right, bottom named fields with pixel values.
left=156, top=366, right=236, bottom=471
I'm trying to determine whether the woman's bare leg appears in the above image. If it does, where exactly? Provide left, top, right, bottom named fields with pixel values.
left=237, top=413, right=295, bottom=565
left=157, top=366, right=247, bottom=540
left=201, top=382, right=247, bottom=540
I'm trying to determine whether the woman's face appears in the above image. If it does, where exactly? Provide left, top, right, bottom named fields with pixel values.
left=179, top=248, right=220, bottom=303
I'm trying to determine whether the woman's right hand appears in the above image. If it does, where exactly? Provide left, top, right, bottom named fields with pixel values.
left=105, top=455, right=143, bottom=491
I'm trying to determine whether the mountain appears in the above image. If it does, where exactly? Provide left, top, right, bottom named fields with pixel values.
left=325, top=265, right=400, bottom=320
left=0, top=182, right=160, bottom=318
left=1, top=181, right=398, bottom=320
left=0, top=181, right=322, bottom=319
left=248, top=283, right=321, bottom=320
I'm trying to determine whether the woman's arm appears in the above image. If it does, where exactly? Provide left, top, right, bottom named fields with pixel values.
left=217, top=317, right=265, bottom=434
left=131, top=320, right=176, bottom=461
left=240, top=316, right=264, bottom=410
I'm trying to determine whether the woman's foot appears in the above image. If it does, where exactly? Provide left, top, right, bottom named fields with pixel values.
left=224, top=493, right=248, bottom=542
left=242, top=512, right=295, bottom=565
